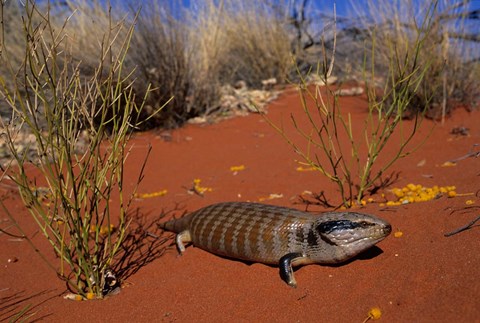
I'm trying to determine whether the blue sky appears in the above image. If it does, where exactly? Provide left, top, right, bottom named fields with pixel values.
left=54, top=0, right=479, bottom=42
left=175, top=0, right=352, bottom=16
left=166, top=0, right=480, bottom=27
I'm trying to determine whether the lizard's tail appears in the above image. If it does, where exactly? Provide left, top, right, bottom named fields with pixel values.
left=158, top=215, right=191, bottom=233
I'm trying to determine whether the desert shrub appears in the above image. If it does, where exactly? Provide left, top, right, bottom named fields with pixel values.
left=196, top=0, right=292, bottom=88
left=348, top=0, right=480, bottom=120
left=125, top=0, right=293, bottom=127
left=265, top=2, right=437, bottom=208
left=125, top=1, right=222, bottom=128
left=0, top=1, right=161, bottom=299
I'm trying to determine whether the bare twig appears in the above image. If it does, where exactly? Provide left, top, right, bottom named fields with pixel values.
left=448, top=144, right=480, bottom=163
left=444, top=215, right=480, bottom=237
left=0, top=227, right=26, bottom=239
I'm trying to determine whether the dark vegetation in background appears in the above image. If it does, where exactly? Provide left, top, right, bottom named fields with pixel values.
left=0, top=0, right=478, bottom=129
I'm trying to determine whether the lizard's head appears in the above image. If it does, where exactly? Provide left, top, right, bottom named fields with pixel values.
left=314, top=212, right=391, bottom=261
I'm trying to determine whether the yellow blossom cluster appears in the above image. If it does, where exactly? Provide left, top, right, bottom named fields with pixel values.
left=339, top=183, right=473, bottom=209
left=382, top=184, right=456, bottom=206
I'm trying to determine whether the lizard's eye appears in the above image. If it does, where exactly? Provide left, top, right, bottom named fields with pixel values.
left=358, top=221, right=375, bottom=228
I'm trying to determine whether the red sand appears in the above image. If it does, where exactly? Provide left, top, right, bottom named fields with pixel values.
left=1, top=87, right=479, bottom=322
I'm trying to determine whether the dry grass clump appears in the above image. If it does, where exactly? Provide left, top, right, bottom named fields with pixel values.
left=125, top=2, right=211, bottom=128
left=0, top=2, right=40, bottom=113
left=348, top=0, right=479, bottom=121
left=193, top=0, right=292, bottom=88
left=0, top=0, right=159, bottom=299
left=126, top=0, right=292, bottom=127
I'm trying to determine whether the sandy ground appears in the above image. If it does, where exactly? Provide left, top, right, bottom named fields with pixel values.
left=1, top=86, right=479, bottom=322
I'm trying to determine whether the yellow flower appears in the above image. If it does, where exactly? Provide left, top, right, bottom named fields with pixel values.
left=100, top=224, right=115, bottom=235
left=63, top=293, right=84, bottom=301
left=386, top=201, right=399, bottom=206
left=135, top=189, right=168, bottom=199
left=394, top=231, right=403, bottom=238
left=230, top=165, right=245, bottom=172
left=258, top=193, right=283, bottom=202
left=152, top=189, right=168, bottom=197
left=86, top=292, right=96, bottom=300
left=466, top=200, right=475, bottom=205
left=393, top=189, right=404, bottom=198
left=368, top=307, right=382, bottom=320
left=447, top=191, right=457, bottom=198
left=362, top=307, right=382, bottom=322
left=192, top=179, right=213, bottom=195
left=296, top=166, right=316, bottom=171
left=406, top=183, right=417, bottom=191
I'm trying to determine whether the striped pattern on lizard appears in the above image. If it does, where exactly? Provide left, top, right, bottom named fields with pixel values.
left=159, top=201, right=391, bottom=287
